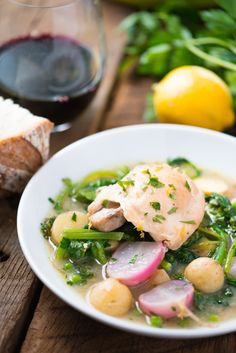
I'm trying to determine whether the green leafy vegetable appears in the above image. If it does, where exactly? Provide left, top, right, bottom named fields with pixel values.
left=169, top=247, right=197, bottom=264
left=168, top=157, right=201, bottom=179
left=194, top=287, right=233, bottom=311
left=56, top=237, right=109, bottom=265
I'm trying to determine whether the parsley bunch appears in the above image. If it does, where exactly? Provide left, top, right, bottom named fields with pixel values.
left=121, top=0, right=236, bottom=111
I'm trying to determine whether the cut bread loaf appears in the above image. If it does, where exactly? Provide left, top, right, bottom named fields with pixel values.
left=0, top=97, right=54, bottom=197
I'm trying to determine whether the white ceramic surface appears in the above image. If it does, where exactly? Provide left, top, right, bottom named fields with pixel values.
left=17, top=124, right=236, bottom=339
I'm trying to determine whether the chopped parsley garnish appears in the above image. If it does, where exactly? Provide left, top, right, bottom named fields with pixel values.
left=40, top=217, right=55, bottom=239
left=129, top=254, right=138, bottom=264
left=153, top=215, right=166, bottom=223
left=169, top=184, right=176, bottom=190
left=185, top=180, right=191, bottom=192
left=149, top=177, right=165, bottom=188
left=102, top=199, right=109, bottom=207
left=180, top=220, right=196, bottom=225
left=168, top=207, right=177, bottom=215
left=144, top=212, right=148, bottom=216
left=71, top=212, right=77, bottom=222
left=150, top=201, right=161, bottom=210
left=142, top=169, right=151, bottom=175
left=118, top=179, right=134, bottom=191
left=110, top=257, right=117, bottom=263
left=167, top=184, right=176, bottom=200
left=48, top=197, right=62, bottom=212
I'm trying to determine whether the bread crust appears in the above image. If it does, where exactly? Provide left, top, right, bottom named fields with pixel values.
left=0, top=117, right=54, bottom=197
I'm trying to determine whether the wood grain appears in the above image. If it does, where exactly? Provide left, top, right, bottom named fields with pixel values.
left=0, top=197, right=40, bottom=353
left=0, top=2, right=129, bottom=353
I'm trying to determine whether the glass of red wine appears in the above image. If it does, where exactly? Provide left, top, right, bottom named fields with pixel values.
left=0, top=0, right=106, bottom=130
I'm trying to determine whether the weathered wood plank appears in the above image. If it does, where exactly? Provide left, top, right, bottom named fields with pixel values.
left=0, top=2, right=129, bottom=353
left=101, top=73, right=152, bottom=130
left=0, top=197, right=40, bottom=353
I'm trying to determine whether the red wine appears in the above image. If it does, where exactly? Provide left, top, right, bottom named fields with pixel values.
left=0, top=35, right=102, bottom=125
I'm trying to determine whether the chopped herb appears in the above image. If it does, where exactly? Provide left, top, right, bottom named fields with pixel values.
left=180, top=220, right=196, bottom=225
left=168, top=207, right=177, bottom=215
left=150, top=201, right=161, bottom=210
left=129, top=254, right=138, bottom=264
left=118, top=179, right=135, bottom=191
left=48, top=197, right=55, bottom=204
left=71, top=212, right=77, bottom=222
left=153, top=214, right=166, bottom=223
left=169, top=184, right=176, bottom=190
left=167, top=184, right=176, bottom=200
left=48, top=197, right=62, bottom=212
left=172, top=272, right=185, bottom=280
left=110, top=257, right=117, bottom=263
left=102, top=199, right=109, bottom=208
left=149, top=315, right=163, bottom=328
left=185, top=180, right=191, bottom=192
left=144, top=212, right=148, bottom=216
left=142, top=169, right=151, bottom=175
left=40, top=217, right=56, bottom=239
left=149, top=177, right=165, bottom=188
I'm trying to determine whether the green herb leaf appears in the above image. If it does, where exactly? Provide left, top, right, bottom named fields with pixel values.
left=149, top=177, right=165, bottom=188
left=118, top=179, right=135, bottom=191
left=102, top=199, right=110, bottom=208
left=150, top=201, right=161, bottom=210
left=153, top=214, right=166, bottom=223
left=185, top=180, right=191, bottom=192
left=168, top=207, right=177, bottom=215
left=40, top=217, right=56, bottom=239
left=180, top=220, right=196, bottom=225
left=71, top=212, right=77, bottom=222
left=129, top=254, right=138, bottom=264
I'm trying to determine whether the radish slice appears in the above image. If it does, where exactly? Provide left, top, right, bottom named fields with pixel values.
left=106, top=242, right=165, bottom=286
left=139, top=280, right=194, bottom=319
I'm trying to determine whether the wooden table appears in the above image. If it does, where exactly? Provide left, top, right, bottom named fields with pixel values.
left=0, top=1, right=236, bottom=353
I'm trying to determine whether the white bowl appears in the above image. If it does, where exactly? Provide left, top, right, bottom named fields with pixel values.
left=17, top=124, right=236, bottom=339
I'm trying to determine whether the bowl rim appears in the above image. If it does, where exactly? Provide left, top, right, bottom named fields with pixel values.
left=17, top=123, right=236, bottom=339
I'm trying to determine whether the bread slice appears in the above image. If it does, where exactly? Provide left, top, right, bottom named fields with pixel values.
left=0, top=97, right=54, bottom=196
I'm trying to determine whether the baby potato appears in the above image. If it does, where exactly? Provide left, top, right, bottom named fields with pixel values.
left=51, top=211, right=88, bottom=245
left=89, top=278, right=133, bottom=316
left=194, top=176, right=228, bottom=195
left=150, top=269, right=170, bottom=286
left=184, top=257, right=224, bottom=293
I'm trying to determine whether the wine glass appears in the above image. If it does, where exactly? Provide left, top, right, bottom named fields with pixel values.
left=0, top=0, right=106, bottom=131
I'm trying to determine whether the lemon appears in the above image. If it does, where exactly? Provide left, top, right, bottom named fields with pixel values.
left=153, top=66, right=235, bottom=131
